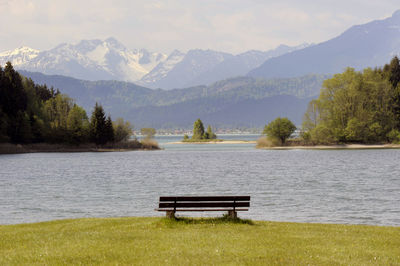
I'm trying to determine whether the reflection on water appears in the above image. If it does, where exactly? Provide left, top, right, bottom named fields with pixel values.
left=1, top=135, right=399, bottom=226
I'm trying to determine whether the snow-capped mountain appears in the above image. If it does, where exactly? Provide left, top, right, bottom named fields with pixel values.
left=139, top=49, right=234, bottom=89
left=0, top=37, right=311, bottom=88
left=0, top=46, right=39, bottom=66
left=0, top=38, right=166, bottom=82
left=139, top=50, right=185, bottom=85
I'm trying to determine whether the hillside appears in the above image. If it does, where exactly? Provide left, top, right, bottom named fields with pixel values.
left=248, top=10, right=400, bottom=79
left=19, top=71, right=326, bottom=129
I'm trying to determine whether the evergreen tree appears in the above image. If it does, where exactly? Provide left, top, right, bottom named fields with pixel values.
left=385, top=57, right=400, bottom=130
left=388, top=56, right=400, bottom=88
left=2, top=62, right=27, bottom=117
left=90, top=103, right=108, bottom=145
left=205, top=125, right=216, bottom=139
left=105, top=115, right=114, bottom=143
left=192, top=119, right=205, bottom=140
left=0, top=108, right=9, bottom=143
left=12, top=111, right=32, bottom=143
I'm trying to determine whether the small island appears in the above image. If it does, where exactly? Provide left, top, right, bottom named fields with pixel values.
left=181, top=118, right=223, bottom=143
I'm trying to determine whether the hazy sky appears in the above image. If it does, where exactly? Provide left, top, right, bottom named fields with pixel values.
left=0, top=0, right=398, bottom=54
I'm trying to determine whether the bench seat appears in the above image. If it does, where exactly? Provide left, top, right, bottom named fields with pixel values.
left=155, top=196, right=250, bottom=218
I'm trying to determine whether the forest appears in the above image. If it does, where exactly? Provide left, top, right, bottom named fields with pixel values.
left=0, top=62, right=133, bottom=146
left=302, top=57, right=400, bottom=144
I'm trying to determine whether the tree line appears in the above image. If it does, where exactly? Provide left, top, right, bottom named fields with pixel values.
left=0, top=62, right=132, bottom=145
left=302, top=56, right=400, bottom=144
left=260, top=57, right=400, bottom=147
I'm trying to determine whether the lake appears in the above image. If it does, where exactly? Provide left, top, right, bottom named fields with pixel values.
left=1, top=134, right=399, bottom=226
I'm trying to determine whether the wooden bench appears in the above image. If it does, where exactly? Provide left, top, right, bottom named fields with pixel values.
left=155, top=196, right=250, bottom=218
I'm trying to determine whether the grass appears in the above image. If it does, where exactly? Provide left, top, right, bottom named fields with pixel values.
left=1, top=217, right=399, bottom=265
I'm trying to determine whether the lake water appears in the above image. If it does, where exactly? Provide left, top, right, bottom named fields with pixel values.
left=1, top=134, right=400, bottom=226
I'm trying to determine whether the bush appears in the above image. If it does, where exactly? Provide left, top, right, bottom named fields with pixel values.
left=387, top=129, right=400, bottom=143
left=310, top=125, right=335, bottom=144
left=256, top=136, right=281, bottom=148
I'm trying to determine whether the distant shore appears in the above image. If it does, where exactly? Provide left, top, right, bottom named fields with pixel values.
left=167, top=140, right=257, bottom=144
left=166, top=141, right=400, bottom=150
left=0, top=141, right=160, bottom=154
left=258, top=144, right=400, bottom=150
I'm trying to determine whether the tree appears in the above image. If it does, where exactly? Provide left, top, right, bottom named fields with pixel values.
left=302, top=61, right=400, bottom=144
left=263, top=117, right=296, bottom=145
left=387, top=56, right=400, bottom=88
left=67, top=105, right=89, bottom=144
left=205, top=125, right=217, bottom=139
left=192, top=119, right=205, bottom=140
left=141, top=128, right=156, bottom=139
left=1, top=62, right=27, bottom=118
left=0, top=108, right=9, bottom=142
left=105, top=116, right=114, bottom=143
left=113, top=118, right=133, bottom=142
left=89, top=103, right=108, bottom=145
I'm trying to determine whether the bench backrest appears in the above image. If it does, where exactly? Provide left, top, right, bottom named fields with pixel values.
left=158, top=196, right=250, bottom=210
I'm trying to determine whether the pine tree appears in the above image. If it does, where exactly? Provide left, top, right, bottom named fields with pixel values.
left=192, top=119, right=205, bottom=140
left=105, top=115, right=114, bottom=143
left=388, top=56, right=400, bottom=88
left=205, top=125, right=217, bottom=139
left=90, top=103, right=107, bottom=145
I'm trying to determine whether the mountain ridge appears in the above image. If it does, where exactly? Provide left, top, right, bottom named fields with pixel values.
left=18, top=70, right=327, bottom=129
left=248, top=10, right=400, bottom=79
left=0, top=39, right=310, bottom=89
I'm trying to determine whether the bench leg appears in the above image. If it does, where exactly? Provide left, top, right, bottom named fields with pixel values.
left=227, top=210, right=237, bottom=219
left=166, top=210, right=175, bottom=219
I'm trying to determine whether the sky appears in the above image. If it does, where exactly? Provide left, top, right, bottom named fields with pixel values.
left=0, top=0, right=398, bottom=54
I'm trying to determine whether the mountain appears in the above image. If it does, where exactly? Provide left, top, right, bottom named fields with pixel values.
left=0, top=46, right=39, bottom=66
left=188, top=43, right=312, bottom=87
left=1, top=39, right=310, bottom=89
left=139, top=44, right=311, bottom=89
left=249, top=10, right=400, bottom=78
left=0, top=38, right=166, bottom=82
left=139, top=49, right=234, bottom=89
left=19, top=70, right=327, bottom=128
left=138, top=50, right=185, bottom=86
left=127, top=95, right=312, bottom=129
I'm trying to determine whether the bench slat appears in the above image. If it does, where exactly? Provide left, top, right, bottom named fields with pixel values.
left=160, top=196, right=250, bottom=202
left=159, top=202, right=250, bottom=208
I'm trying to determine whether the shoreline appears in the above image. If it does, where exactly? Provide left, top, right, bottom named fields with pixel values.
left=0, top=142, right=160, bottom=154
left=1, top=216, right=399, bottom=227
left=258, top=144, right=400, bottom=150
left=166, top=141, right=400, bottom=150
left=167, top=140, right=257, bottom=144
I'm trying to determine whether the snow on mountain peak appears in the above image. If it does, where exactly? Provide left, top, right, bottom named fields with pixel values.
left=0, top=38, right=168, bottom=82
left=0, top=46, right=40, bottom=66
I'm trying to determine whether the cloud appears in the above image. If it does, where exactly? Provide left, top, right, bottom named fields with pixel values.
left=0, top=0, right=399, bottom=54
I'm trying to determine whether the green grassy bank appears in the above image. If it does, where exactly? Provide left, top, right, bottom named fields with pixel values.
left=1, top=217, right=399, bottom=265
